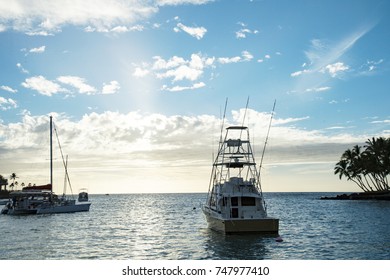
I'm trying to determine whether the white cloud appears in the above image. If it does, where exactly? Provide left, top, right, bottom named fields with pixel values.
left=305, top=86, right=331, bottom=93
left=1, top=85, right=18, bottom=93
left=291, top=70, right=310, bottom=77
left=235, top=22, right=259, bottom=39
left=57, top=76, right=97, bottom=95
left=242, top=51, right=254, bottom=61
left=218, top=51, right=253, bottom=64
left=161, top=82, right=206, bottom=92
left=0, top=97, right=17, bottom=110
left=0, top=109, right=362, bottom=163
left=86, top=24, right=145, bottom=33
left=0, top=109, right=378, bottom=192
left=0, top=0, right=214, bottom=34
left=371, top=119, right=390, bottom=124
left=157, top=65, right=203, bottom=81
left=21, top=76, right=66, bottom=96
left=0, top=0, right=158, bottom=34
left=175, top=23, right=207, bottom=39
left=102, top=81, right=120, bottom=94
left=136, top=51, right=254, bottom=91
left=322, top=62, right=349, bottom=77
left=218, top=56, right=241, bottom=64
left=153, top=53, right=209, bottom=82
left=133, top=67, right=150, bottom=78
left=152, top=55, right=187, bottom=70
left=21, top=75, right=119, bottom=96
left=29, top=45, right=46, bottom=53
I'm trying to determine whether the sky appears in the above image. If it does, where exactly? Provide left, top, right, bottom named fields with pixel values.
left=0, top=0, right=389, bottom=194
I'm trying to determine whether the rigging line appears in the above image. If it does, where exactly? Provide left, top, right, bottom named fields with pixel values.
left=207, top=98, right=228, bottom=202
left=259, top=99, right=276, bottom=172
left=63, top=155, right=68, bottom=197
left=53, top=122, right=74, bottom=197
left=219, top=97, right=228, bottom=147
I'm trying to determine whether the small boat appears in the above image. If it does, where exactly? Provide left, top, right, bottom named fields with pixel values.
left=1, top=116, right=91, bottom=215
left=202, top=101, right=279, bottom=234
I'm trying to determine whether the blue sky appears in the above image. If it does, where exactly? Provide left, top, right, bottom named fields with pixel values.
left=0, top=0, right=389, bottom=194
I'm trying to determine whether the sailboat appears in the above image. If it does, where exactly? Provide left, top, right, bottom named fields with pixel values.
left=1, top=116, right=91, bottom=215
left=202, top=100, right=279, bottom=234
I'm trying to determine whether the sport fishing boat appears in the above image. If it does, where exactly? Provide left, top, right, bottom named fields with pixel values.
left=202, top=101, right=279, bottom=234
left=1, top=116, right=91, bottom=215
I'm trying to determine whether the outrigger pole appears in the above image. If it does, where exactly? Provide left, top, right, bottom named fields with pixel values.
left=259, top=99, right=276, bottom=172
left=50, top=116, right=53, bottom=192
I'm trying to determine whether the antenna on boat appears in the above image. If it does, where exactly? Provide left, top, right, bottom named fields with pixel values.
left=259, top=99, right=276, bottom=172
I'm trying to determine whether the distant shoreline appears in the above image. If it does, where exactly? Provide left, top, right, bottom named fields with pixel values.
left=321, top=191, right=390, bottom=200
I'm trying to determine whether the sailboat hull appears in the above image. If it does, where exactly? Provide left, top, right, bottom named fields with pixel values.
left=37, top=202, right=91, bottom=214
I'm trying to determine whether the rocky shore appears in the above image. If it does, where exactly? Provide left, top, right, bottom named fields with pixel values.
left=321, top=191, right=390, bottom=200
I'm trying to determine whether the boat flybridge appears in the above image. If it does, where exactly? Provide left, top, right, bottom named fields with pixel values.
left=202, top=103, right=279, bottom=234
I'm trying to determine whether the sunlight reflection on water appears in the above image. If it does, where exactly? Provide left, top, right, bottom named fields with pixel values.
left=1, top=193, right=389, bottom=260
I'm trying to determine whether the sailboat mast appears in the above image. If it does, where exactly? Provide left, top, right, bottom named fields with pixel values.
left=50, top=115, right=53, bottom=191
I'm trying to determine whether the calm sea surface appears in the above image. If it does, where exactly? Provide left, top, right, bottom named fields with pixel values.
left=0, top=192, right=389, bottom=260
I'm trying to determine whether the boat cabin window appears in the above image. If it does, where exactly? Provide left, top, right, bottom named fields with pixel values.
left=231, top=197, right=238, bottom=206
left=241, top=197, right=256, bottom=206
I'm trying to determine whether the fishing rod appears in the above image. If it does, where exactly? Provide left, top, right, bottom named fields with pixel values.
left=239, top=96, right=250, bottom=139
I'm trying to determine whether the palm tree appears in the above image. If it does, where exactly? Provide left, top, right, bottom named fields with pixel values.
left=9, top=173, right=19, bottom=192
left=0, top=174, right=8, bottom=191
left=334, top=148, right=369, bottom=192
left=364, top=137, right=390, bottom=191
left=335, top=137, right=390, bottom=192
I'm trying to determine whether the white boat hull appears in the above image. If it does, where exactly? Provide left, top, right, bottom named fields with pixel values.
left=37, top=202, right=91, bottom=214
left=203, top=207, right=279, bottom=234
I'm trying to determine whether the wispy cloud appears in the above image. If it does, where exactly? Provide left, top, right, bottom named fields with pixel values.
left=1, top=85, right=18, bottom=93
left=0, top=97, right=17, bottom=110
left=235, top=22, right=259, bottom=39
left=161, top=82, right=205, bottom=92
left=305, top=86, right=331, bottom=93
left=21, top=75, right=119, bottom=96
left=290, top=24, right=376, bottom=93
left=174, top=23, right=207, bottom=39
left=29, top=45, right=46, bottom=53
left=57, top=76, right=97, bottom=95
left=218, top=51, right=254, bottom=64
left=16, top=63, right=29, bottom=74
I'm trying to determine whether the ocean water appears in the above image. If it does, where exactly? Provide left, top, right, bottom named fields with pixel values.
left=0, top=192, right=389, bottom=260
